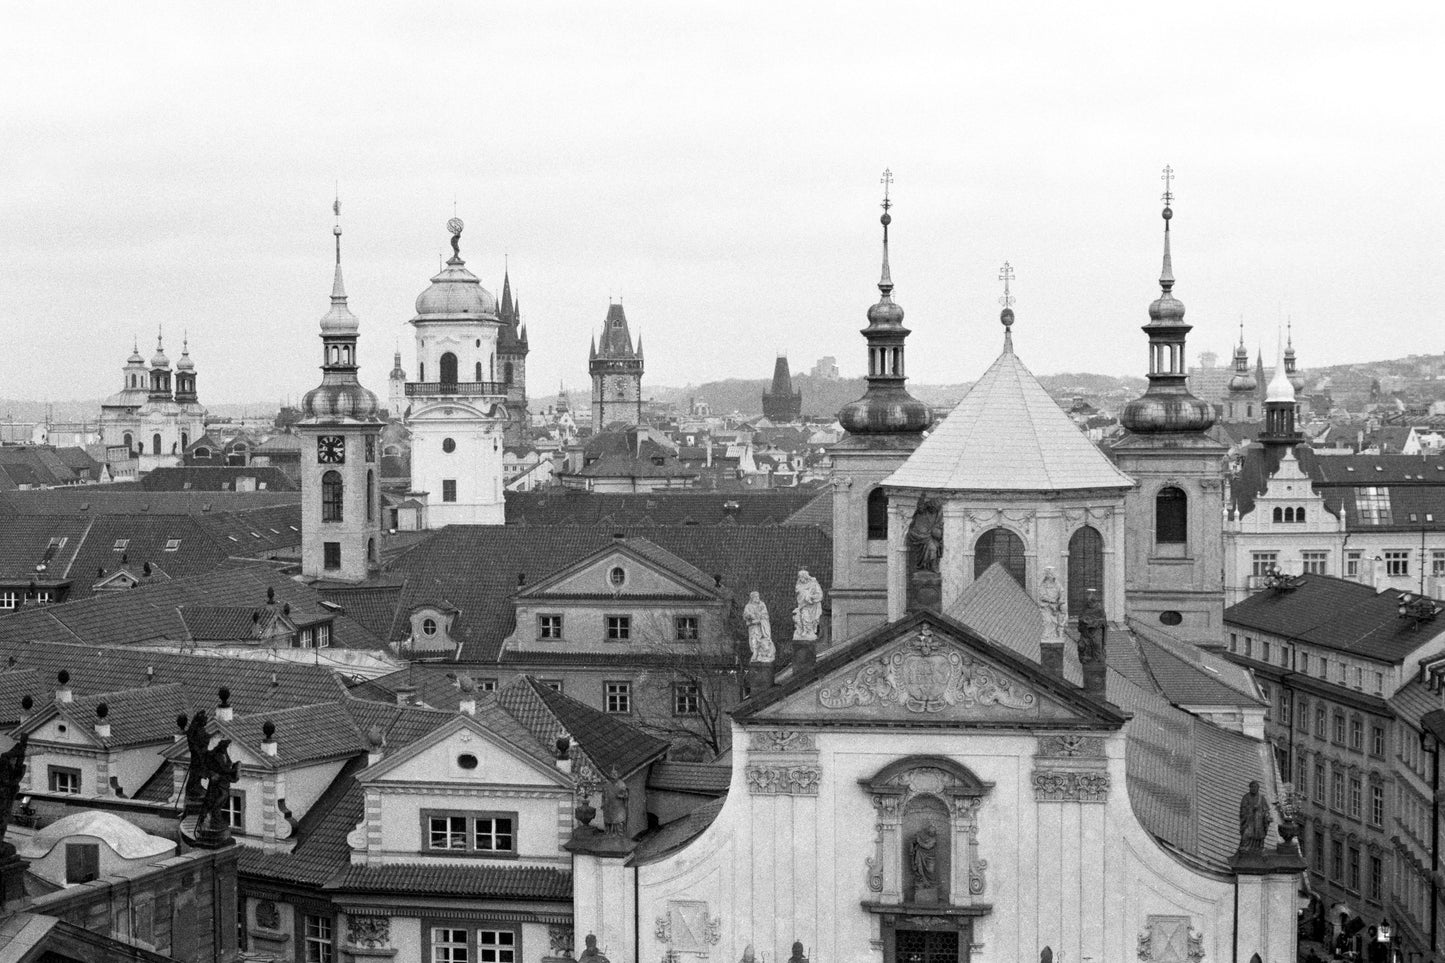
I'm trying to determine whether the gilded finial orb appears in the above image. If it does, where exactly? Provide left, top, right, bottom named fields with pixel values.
left=447, top=217, right=464, bottom=237
left=880, top=211, right=891, bottom=227
left=1162, top=206, right=1173, bottom=221
left=1000, top=307, right=1015, bottom=328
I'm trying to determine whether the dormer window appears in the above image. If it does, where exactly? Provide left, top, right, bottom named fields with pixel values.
left=608, top=566, right=626, bottom=588
left=422, top=618, right=438, bottom=636
left=165, top=538, right=182, bottom=551
left=112, top=539, right=129, bottom=552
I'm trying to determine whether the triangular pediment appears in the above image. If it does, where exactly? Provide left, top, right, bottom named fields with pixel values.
left=519, top=541, right=720, bottom=601
left=738, top=612, right=1127, bottom=728
left=357, top=714, right=568, bottom=789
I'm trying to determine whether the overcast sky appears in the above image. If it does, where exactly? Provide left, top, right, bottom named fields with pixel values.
left=3, top=3, right=1443, bottom=405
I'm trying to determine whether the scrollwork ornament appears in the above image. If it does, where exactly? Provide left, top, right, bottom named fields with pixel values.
left=655, top=915, right=672, bottom=943
left=346, top=915, right=390, bottom=949
left=819, top=626, right=1035, bottom=713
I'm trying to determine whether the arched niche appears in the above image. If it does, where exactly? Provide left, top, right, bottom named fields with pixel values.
left=860, top=756, right=992, bottom=912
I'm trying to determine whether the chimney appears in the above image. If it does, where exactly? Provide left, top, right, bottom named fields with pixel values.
left=261, top=720, right=278, bottom=757
left=95, top=702, right=111, bottom=739
left=457, top=674, right=477, bottom=716
left=554, top=733, right=572, bottom=774
left=366, top=724, right=385, bottom=766
left=394, top=684, right=417, bottom=707
left=55, top=669, right=73, bottom=703
left=215, top=687, right=233, bottom=723
left=175, top=713, right=188, bottom=742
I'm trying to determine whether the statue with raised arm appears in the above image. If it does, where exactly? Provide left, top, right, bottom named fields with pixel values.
left=744, top=591, right=775, bottom=663
left=792, top=569, right=824, bottom=641
left=198, top=738, right=240, bottom=841
left=1038, top=566, right=1066, bottom=639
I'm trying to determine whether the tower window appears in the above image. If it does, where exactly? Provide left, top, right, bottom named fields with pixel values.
left=442, top=438, right=456, bottom=454
left=504, top=361, right=514, bottom=384
left=1155, top=486, right=1187, bottom=544
left=439, top=352, right=458, bottom=385
left=476, top=361, right=483, bottom=382
left=866, top=488, right=888, bottom=541
left=974, top=527, right=1026, bottom=587
left=321, top=470, right=343, bottom=522
left=442, top=479, right=457, bottom=503
left=1067, top=525, right=1104, bottom=616
left=366, top=470, right=375, bottom=523
left=152, top=433, right=162, bottom=455
left=323, top=542, right=341, bottom=570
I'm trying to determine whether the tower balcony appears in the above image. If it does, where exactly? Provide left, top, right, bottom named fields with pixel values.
left=405, top=381, right=508, bottom=399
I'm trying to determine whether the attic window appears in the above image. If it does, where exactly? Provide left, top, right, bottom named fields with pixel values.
left=165, top=538, right=182, bottom=551
left=47, top=537, right=68, bottom=550
left=112, top=539, right=129, bottom=552
left=183, top=482, right=193, bottom=490
left=422, top=618, right=438, bottom=636
left=609, top=566, right=626, bottom=588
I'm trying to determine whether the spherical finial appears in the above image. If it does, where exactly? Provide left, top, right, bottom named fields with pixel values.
left=218, top=686, right=231, bottom=708
left=96, top=702, right=109, bottom=719
left=58, top=669, right=69, bottom=686
left=1162, top=206, right=1173, bottom=221
left=447, top=217, right=464, bottom=237
left=332, top=224, right=342, bottom=236
left=176, top=713, right=188, bottom=731
left=1000, top=307, right=1016, bottom=328
left=367, top=724, right=385, bottom=749
left=22, top=695, right=33, bottom=712
left=880, top=211, right=892, bottom=227
left=262, top=720, right=277, bottom=740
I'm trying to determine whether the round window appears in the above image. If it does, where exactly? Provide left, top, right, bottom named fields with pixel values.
left=442, top=438, right=456, bottom=454
left=609, top=566, right=626, bottom=588
left=457, top=753, right=478, bottom=770
left=422, top=618, right=438, bottom=636
left=1159, top=610, right=1183, bottom=626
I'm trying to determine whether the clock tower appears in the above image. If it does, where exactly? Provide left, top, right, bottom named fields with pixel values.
left=298, top=205, right=384, bottom=581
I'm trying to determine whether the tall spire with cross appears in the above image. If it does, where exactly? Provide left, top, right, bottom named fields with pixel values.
left=998, top=261, right=1016, bottom=352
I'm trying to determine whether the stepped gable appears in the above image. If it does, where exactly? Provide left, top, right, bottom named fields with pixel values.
left=885, top=344, right=1134, bottom=493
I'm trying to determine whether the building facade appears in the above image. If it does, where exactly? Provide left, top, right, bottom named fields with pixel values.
left=99, top=334, right=207, bottom=474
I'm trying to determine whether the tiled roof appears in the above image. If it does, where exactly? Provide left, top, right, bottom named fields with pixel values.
left=1124, top=619, right=1264, bottom=708
left=0, top=669, right=41, bottom=721
left=505, top=489, right=822, bottom=527
left=0, top=640, right=348, bottom=725
left=0, top=567, right=381, bottom=651
left=0, top=490, right=300, bottom=516
left=1230, top=446, right=1445, bottom=527
left=1388, top=677, right=1445, bottom=726
left=218, top=702, right=363, bottom=766
left=1224, top=572, right=1444, bottom=663
left=137, top=466, right=298, bottom=492
left=629, top=797, right=726, bottom=865
left=324, top=863, right=571, bottom=899
left=62, top=684, right=189, bottom=747
left=945, top=564, right=1044, bottom=662
left=380, top=525, right=831, bottom=661
left=498, top=677, right=668, bottom=778
left=884, top=342, right=1135, bottom=493
left=0, top=516, right=89, bottom=581
left=316, top=584, right=404, bottom=641
left=780, top=489, right=833, bottom=536
left=180, top=606, right=271, bottom=641
left=647, top=761, right=731, bottom=795
left=191, top=504, right=302, bottom=556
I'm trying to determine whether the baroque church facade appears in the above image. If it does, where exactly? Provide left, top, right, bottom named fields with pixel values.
left=99, top=333, right=207, bottom=473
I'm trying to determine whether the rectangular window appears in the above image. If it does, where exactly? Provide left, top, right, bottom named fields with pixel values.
left=112, top=539, right=129, bottom=552
left=1280, top=689, right=1293, bottom=726
left=225, top=792, right=245, bottom=831
left=165, top=538, right=182, bottom=551
left=1372, top=725, right=1386, bottom=757
left=304, top=915, right=334, bottom=963
left=478, top=930, right=517, bottom=963
left=605, top=681, right=632, bottom=714
left=323, top=542, right=341, bottom=570
left=1302, top=550, right=1329, bottom=575
left=315, top=622, right=331, bottom=648
left=1299, top=651, right=1310, bottom=675
left=65, top=842, right=100, bottom=883
left=48, top=766, right=81, bottom=794
left=1370, top=855, right=1383, bottom=900
left=605, top=615, right=631, bottom=641
left=1314, top=761, right=1325, bottom=803
left=1229, top=632, right=1237, bottom=653
left=537, top=614, right=564, bottom=640
left=1244, top=637, right=1252, bottom=658
left=1385, top=550, right=1410, bottom=577
left=1345, top=550, right=1362, bottom=577
left=442, top=479, right=457, bottom=503
left=424, top=812, right=517, bottom=856
left=1355, top=487, right=1392, bottom=525
left=1348, top=846, right=1361, bottom=892
left=1333, top=712, right=1346, bottom=744
left=1331, top=840, right=1344, bottom=880
left=478, top=677, right=498, bottom=693
left=539, top=679, right=563, bottom=693
left=1296, top=754, right=1308, bottom=792
left=32, top=590, right=53, bottom=605
left=1373, top=671, right=1384, bottom=695
left=429, top=814, right=469, bottom=850
left=1348, top=776, right=1362, bottom=818
left=1350, top=716, right=1363, bottom=750
left=1312, top=830, right=1325, bottom=872
left=1371, top=784, right=1385, bottom=827
left=473, top=816, right=514, bottom=853
left=0, top=591, right=16, bottom=611
left=674, top=616, right=700, bottom=641
left=673, top=682, right=701, bottom=716
left=1262, top=640, right=1271, bottom=663
left=1315, top=706, right=1326, bottom=738
left=1251, top=552, right=1279, bottom=578
left=432, top=928, right=469, bottom=963
left=1433, top=551, right=1445, bottom=578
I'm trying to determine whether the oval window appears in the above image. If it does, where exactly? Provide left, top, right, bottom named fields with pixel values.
left=457, top=753, right=479, bottom=770
left=422, top=618, right=438, bottom=636
left=1159, top=610, right=1183, bottom=626
left=609, top=566, right=626, bottom=588
left=442, top=438, right=456, bottom=454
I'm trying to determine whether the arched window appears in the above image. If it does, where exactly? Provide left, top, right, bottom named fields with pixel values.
left=1067, top=526, right=1104, bottom=616
left=152, top=433, right=162, bottom=455
left=475, top=361, right=482, bottom=382
left=180, top=432, right=188, bottom=450
left=195, top=446, right=210, bottom=459
left=368, top=537, right=376, bottom=564
left=439, top=352, right=458, bottom=385
left=322, top=470, right=343, bottom=522
left=123, top=432, right=133, bottom=452
left=504, top=361, right=514, bottom=384
left=366, top=469, right=375, bottom=522
left=1297, top=507, right=1306, bottom=523
left=419, top=361, right=425, bottom=381
left=974, top=527, right=1026, bottom=586
left=1273, top=507, right=1283, bottom=523
left=866, top=488, right=888, bottom=541
left=1156, top=486, right=1188, bottom=544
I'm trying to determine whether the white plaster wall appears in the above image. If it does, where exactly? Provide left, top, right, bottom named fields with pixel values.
left=409, top=405, right=505, bottom=527
left=371, top=789, right=569, bottom=865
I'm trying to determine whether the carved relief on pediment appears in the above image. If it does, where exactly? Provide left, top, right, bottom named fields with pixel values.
left=819, top=626, right=1036, bottom=714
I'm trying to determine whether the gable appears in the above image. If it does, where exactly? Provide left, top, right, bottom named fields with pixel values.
left=743, top=616, right=1126, bottom=728
left=361, top=718, right=566, bottom=789
left=528, top=550, right=712, bottom=600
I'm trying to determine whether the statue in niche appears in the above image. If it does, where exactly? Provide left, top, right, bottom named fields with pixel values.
left=909, top=822, right=939, bottom=888
left=792, top=570, right=824, bottom=641
left=1238, top=779, right=1272, bottom=853
left=744, top=591, right=775, bottom=663
left=1076, top=589, right=1107, bottom=664
left=908, top=497, right=944, bottom=572
left=601, top=766, right=629, bottom=836
left=1038, top=566, right=1066, bottom=638
left=578, top=934, right=610, bottom=963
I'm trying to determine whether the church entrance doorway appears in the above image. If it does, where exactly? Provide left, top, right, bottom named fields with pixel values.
left=895, top=929, right=963, bottom=963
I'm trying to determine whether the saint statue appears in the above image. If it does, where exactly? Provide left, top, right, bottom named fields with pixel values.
left=909, top=822, right=939, bottom=888
left=1076, top=589, right=1107, bottom=665
left=744, top=591, right=775, bottom=663
left=907, top=498, right=944, bottom=573
left=0, top=733, right=29, bottom=846
left=199, top=739, right=240, bottom=832
left=579, top=935, right=610, bottom=963
left=1038, top=566, right=1066, bottom=639
left=601, top=766, right=629, bottom=836
left=1238, top=779, right=1272, bottom=853
left=792, top=569, right=824, bottom=641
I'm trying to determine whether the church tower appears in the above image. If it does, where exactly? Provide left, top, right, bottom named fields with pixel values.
left=1109, top=169, right=1229, bottom=640
left=1223, top=321, right=1258, bottom=422
left=388, top=347, right=406, bottom=420
left=762, top=354, right=803, bottom=423
left=1260, top=348, right=1304, bottom=447
left=497, top=267, right=531, bottom=446
left=298, top=204, right=384, bottom=582
left=406, top=218, right=507, bottom=526
left=589, top=303, right=644, bottom=429
left=829, top=171, right=932, bottom=641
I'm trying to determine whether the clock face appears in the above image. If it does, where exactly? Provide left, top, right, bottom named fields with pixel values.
left=317, top=436, right=346, bottom=464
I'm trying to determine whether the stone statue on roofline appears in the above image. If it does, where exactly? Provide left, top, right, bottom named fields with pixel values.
left=578, top=934, right=609, bottom=963
left=1038, top=566, right=1066, bottom=639
left=0, top=734, right=28, bottom=847
left=1076, top=589, right=1106, bottom=665
left=744, top=591, right=774, bottom=663
left=792, top=570, right=824, bottom=641
left=907, top=497, right=944, bottom=573
left=601, top=766, right=629, bottom=836
left=1238, top=779, right=1272, bottom=853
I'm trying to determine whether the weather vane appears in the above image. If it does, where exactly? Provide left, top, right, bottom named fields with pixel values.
left=880, top=168, right=893, bottom=211
left=1160, top=164, right=1175, bottom=207
left=998, top=261, right=1016, bottom=310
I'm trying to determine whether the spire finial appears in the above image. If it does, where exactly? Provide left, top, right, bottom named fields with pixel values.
left=332, top=191, right=342, bottom=265
left=157, top=325, right=163, bottom=350
left=877, top=168, right=894, bottom=292
left=1160, top=164, right=1175, bottom=207
left=998, top=261, right=1016, bottom=351
left=1287, top=316, right=1294, bottom=348
left=446, top=216, right=464, bottom=259
left=1158, top=165, right=1175, bottom=292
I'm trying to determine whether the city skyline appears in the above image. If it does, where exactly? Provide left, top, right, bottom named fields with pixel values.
left=3, top=3, right=1441, bottom=404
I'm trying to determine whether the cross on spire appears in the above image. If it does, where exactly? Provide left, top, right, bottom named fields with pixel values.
left=1160, top=164, right=1175, bottom=207
left=998, top=261, right=1016, bottom=309
left=880, top=168, right=893, bottom=211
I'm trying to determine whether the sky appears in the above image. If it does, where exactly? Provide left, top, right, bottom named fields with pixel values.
left=2, top=2, right=1443, bottom=405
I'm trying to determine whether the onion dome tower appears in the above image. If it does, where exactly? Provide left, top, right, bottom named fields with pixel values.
left=1261, top=343, right=1304, bottom=447
left=1108, top=167, right=1228, bottom=639
left=174, top=336, right=198, bottom=404
left=148, top=330, right=173, bottom=400
left=298, top=200, right=383, bottom=581
left=829, top=170, right=933, bottom=640
left=1284, top=319, right=1305, bottom=394
left=1224, top=319, right=1258, bottom=421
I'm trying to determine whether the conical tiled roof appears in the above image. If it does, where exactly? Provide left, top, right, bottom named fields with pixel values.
left=884, top=341, right=1134, bottom=492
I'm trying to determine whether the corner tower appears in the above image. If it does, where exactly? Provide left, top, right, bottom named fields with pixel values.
left=589, top=303, right=644, bottom=429
left=762, top=354, right=803, bottom=423
left=298, top=203, right=384, bottom=581
left=829, top=170, right=932, bottom=641
left=1108, top=168, right=1229, bottom=640
left=405, top=218, right=508, bottom=526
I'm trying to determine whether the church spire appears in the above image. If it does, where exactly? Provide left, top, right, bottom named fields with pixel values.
left=998, top=261, right=1016, bottom=353
left=320, top=196, right=359, bottom=337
